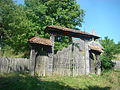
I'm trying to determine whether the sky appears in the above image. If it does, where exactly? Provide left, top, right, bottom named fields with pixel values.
left=13, top=0, right=24, bottom=4
left=14, top=0, right=120, bottom=43
left=78, top=0, right=120, bottom=43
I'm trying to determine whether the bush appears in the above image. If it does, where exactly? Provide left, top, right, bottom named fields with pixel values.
left=101, top=55, right=115, bottom=70
left=100, top=37, right=116, bottom=70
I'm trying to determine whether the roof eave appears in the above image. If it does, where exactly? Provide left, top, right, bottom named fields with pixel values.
left=45, top=25, right=100, bottom=39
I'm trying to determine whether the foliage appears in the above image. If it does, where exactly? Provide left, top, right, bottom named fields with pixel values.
left=0, top=0, right=85, bottom=56
left=0, top=0, right=34, bottom=54
left=113, top=42, right=120, bottom=60
left=24, top=0, right=85, bottom=52
left=0, top=70, right=120, bottom=90
left=100, top=37, right=117, bottom=70
left=115, top=41, right=120, bottom=54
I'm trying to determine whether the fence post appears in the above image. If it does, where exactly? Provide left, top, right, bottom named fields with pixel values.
left=30, top=48, right=36, bottom=76
left=49, top=34, right=55, bottom=75
left=85, top=41, right=90, bottom=75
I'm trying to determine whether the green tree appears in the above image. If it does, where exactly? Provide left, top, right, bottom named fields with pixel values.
left=100, top=37, right=116, bottom=70
left=0, top=0, right=40, bottom=54
left=0, top=0, right=85, bottom=56
left=115, top=42, right=120, bottom=54
left=24, top=0, right=85, bottom=51
left=0, top=0, right=16, bottom=53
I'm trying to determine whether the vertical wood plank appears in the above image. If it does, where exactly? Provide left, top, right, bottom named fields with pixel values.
left=96, top=55, right=101, bottom=75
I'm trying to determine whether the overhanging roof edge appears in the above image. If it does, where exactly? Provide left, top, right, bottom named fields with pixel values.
left=45, top=25, right=100, bottom=39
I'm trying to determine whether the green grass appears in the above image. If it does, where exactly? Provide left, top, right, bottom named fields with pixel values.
left=0, top=70, right=120, bottom=90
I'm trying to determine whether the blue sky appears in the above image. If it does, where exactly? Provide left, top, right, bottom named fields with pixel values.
left=13, top=0, right=24, bottom=4
left=78, top=0, right=120, bottom=43
left=14, top=0, right=120, bottom=43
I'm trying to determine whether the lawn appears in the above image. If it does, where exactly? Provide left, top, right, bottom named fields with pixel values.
left=0, top=70, right=120, bottom=90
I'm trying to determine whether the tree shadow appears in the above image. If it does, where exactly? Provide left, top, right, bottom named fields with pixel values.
left=0, top=74, right=75, bottom=90
left=0, top=74, right=111, bottom=90
left=86, top=86, right=111, bottom=90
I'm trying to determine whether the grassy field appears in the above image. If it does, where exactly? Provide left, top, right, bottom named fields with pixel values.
left=0, top=70, right=120, bottom=90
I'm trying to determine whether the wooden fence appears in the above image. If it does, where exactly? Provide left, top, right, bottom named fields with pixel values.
left=112, top=60, right=120, bottom=69
left=0, top=57, right=30, bottom=73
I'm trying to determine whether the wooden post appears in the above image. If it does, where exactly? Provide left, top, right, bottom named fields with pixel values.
left=70, top=43, right=74, bottom=76
left=0, top=35, right=2, bottom=50
left=84, top=40, right=90, bottom=75
left=30, top=48, right=36, bottom=76
left=50, top=34, right=55, bottom=54
left=96, top=55, right=101, bottom=75
left=49, top=34, right=55, bottom=75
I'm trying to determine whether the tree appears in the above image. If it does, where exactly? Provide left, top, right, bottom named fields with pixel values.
left=0, top=0, right=40, bottom=54
left=115, top=42, right=120, bottom=54
left=0, top=0, right=16, bottom=53
left=100, top=37, right=116, bottom=70
left=0, top=0, right=85, bottom=56
left=24, top=0, right=85, bottom=51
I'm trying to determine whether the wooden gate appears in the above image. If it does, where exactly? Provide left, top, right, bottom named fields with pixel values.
left=53, top=44, right=85, bottom=76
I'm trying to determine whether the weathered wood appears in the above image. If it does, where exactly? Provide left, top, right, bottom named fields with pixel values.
left=112, top=60, right=120, bottom=70
left=53, top=38, right=87, bottom=76
left=45, top=25, right=100, bottom=40
left=35, top=54, right=49, bottom=76
left=50, top=34, right=55, bottom=54
left=84, top=41, right=90, bottom=75
left=96, top=55, right=101, bottom=75
left=89, top=52, right=95, bottom=73
left=49, top=34, right=55, bottom=75
left=0, top=57, right=29, bottom=73
left=30, top=43, right=53, bottom=76
left=30, top=48, right=37, bottom=76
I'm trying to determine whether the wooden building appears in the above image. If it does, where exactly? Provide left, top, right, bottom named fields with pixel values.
left=29, top=25, right=103, bottom=76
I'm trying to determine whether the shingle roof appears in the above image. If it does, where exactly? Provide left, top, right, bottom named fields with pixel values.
left=89, top=45, right=104, bottom=52
left=28, top=37, right=52, bottom=46
left=45, top=25, right=100, bottom=39
left=89, top=41, right=104, bottom=52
